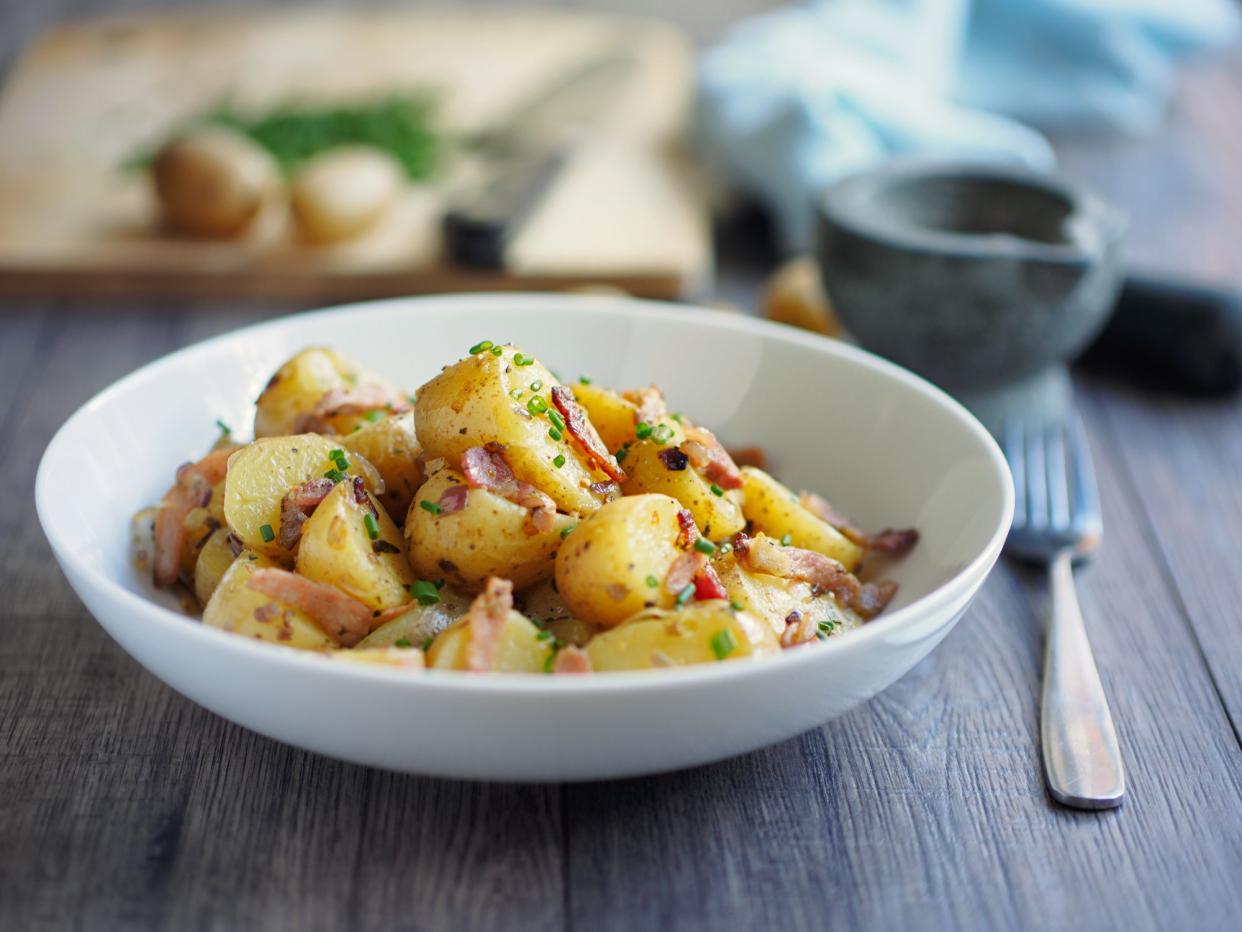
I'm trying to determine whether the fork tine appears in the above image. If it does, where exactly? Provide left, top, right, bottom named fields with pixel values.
left=1003, top=418, right=1027, bottom=530
left=1046, top=420, right=1070, bottom=529
left=1024, top=419, right=1048, bottom=532
left=1065, top=414, right=1102, bottom=536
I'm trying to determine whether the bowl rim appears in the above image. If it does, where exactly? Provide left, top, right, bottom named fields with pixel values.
left=36, top=292, right=1014, bottom=696
left=818, top=158, right=1124, bottom=265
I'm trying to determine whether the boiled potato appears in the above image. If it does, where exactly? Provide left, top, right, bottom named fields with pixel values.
left=740, top=466, right=863, bottom=570
left=426, top=611, right=553, bottom=673
left=414, top=345, right=612, bottom=515
left=295, top=479, right=413, bottom=612
left=254, top=347, right=403, bottom=438
left=340, top=412, right=423, bottom=521
left=223, top=434, right=382, bottom=560
left=356, top=587, right=473, bottom=650
left=405, top=463, right=572, bottom=592
left=291, top=146, right=403, bottom=244
left=620, top=440, right=745, bottom=540
left=516, top=578, right=602, bottom=647
left=193, top=527, right=237, bottom=607
left=151, top=126, right=278, bottom=238
left=585, top=601, right=779, bottom=671
left=571, top=382, right=639, bottom=452
left=712, top=551, right=861, bottom=639
left=131, top=506, right=158, bottom=575
left=554, top=494, right=686, bottom=628
left=202, top=552, right=336, bottom=650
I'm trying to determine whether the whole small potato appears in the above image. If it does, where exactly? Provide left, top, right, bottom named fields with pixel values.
left=152, top=126, right=278, bottom=237
left=290, top=146, right=403, bottom=243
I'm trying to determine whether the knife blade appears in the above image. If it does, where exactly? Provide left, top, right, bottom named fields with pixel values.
left=443, top=46, right=636, bottom=268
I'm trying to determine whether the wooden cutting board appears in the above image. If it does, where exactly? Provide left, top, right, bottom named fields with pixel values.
left=0, top=9, right=710, bottom=301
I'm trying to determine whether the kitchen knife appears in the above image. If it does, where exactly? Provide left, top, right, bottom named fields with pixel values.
left=443, top=47, right=636, bottom=269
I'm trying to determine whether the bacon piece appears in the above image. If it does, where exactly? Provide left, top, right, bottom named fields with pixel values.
left=246, top=568, right=373, bottom=646
left=622, top=385, right=667, bottom=425
left=675, top=509, right=699, bottom=549
left=460, top=443, right=558, bottom=535
left=552, top=646, right=592, bottom=674
left=438, top=484, right=469, bottom=514
left=694, top=560, right=729, bottom=601
left=780, top=610, right=817, bottom=648
left=681, top=426, right=743, bottom=490
left=294, top=384, right=410, bottom=433
left=799, top=491, right=919, bottom=555
left=465, top=577, right=514, bottom=672
left=728, top=446, right=768, bottom=470
left=664, top=551, right=706, bottom=595
left=551, top=385, right=625, bottom=482
left=153, top=446, right=237, bottom=588
left=736, top=534, right=897, bottom=620
left=277, top=477, right=335, bottom=550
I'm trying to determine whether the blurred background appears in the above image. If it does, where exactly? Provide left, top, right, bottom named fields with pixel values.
left=1, top=0, right=1240, bottom=396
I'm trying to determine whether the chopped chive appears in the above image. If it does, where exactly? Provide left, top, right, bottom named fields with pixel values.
left=363, top=512, right=380, bottom=541
left=710, top=628, right=738, bottom=660
left=671, top=413, right=683, bottom=423
left=710, top=483, right=725, bottom=497
left=259, top=524, right=275, bottom=543
left=730, top=600, right=744, bottom=611
left=780, top=533, right=793, bottom=547
left=324, top=468, right=347, bottom=483
left=651, top=423, right=674, bottom=444
left=215, top=417, right=231, bottom=435
left=547, top=410, right=566, bottom=431
left=352, top=424, right=363, bottom=432
left=490, top=345, right=503, bottom=356
left=614, top=445, right=629, bottom=463
left=530, top=380, right=544, bottom=392
left=394, top=638, right=412, bottom=648
left=718, top=542, right=733, bottom=555
left=364, top=409, right=384, bottom=422
left=469, top=340, right=494, bottom=355
left=329, top=449, right=345, bottom=460
left=419, top=499, right=442, bottom=515
left=372, top=540, right=400, bottom=554
left=543, top=652, right=556, bottom=673
left=694, top=538, right=716, bottom=554
left=818, top=620, right=836, bottom=636
left=422, top=636, right=434, bottom=651
left=509, top=387, right=525, bottom=400
left=645, top=575, right=659, bottom=588
left=560, top=524, right=576, bottom=539
left=409, top=580, right=440, bottom=605
left=553, top=454, right=566, bottom=469
left=526, top=396, right=548, bottom=414
left=635, top=421, right=653, bottom=440
left=579, top=375, right=592, bottom=384
left=675, top=583, right=695, bottom=607
left=514, top=353, right=535, bottom=366
left=434, top=579, right=445, bottom=589
left=549, top=428, right=563, bottom=441
left=536, top=630, right=554, bottom=641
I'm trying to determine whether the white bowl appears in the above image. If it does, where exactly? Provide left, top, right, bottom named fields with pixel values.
left=36, top=294, right=1012, bottom=781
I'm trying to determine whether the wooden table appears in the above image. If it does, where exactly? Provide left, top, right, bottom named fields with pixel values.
left=3, top=6, right=1241, bottom=931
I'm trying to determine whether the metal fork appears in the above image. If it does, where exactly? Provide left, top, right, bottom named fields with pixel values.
left=1002, top=414, right=1125, bottom=810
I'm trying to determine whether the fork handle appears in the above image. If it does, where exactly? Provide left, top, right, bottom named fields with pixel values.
left=1041, top=551, right=1126, bottom=809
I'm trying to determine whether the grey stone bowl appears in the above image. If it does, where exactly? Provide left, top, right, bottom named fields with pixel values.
left=816, top=161, right=1126, bottom=391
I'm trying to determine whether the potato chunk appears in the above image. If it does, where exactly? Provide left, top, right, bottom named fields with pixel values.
left=554, top=494, right=685, bottom=628
left=586, top=601, right=778, bottom=671
left=405, top=463, right=572, bottom=592
left=740, top=467, right=863, bottom=570
left=193, top=527, right=237, bottom=607
left=295, top=479, right=413, bottom=612
left=413, top=345, right=611, bottom=516
left=254, top=347, right=402, bottom=438
left=223, top=434, right=381, bottom=560
left=340, top=412, right=423, bottom=520
left=355, top=587, right=474, bottom=650
left=712, top=551, right=862, bottom=638
left=426, top=611, right=553, bottom=673
left=202, top=552, right=336, bottom=650
left=571, top=382, right=639, bottom=452
left=620, top=439, right=745, bottom=540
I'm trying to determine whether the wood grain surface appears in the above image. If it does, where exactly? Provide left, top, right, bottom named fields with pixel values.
left=3, top=3, right=1241, bottom=931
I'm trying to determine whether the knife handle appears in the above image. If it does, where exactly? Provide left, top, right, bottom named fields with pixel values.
left=1084, top=274, right=1242, bottom=395
left=442, top=149, right=567, bottom=268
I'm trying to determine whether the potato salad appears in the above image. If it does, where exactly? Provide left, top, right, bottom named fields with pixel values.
left=132, top=343, right=917, bottom=674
